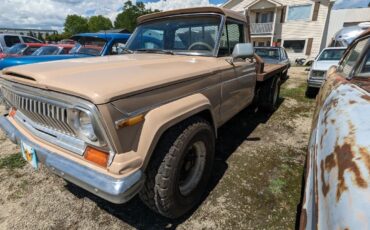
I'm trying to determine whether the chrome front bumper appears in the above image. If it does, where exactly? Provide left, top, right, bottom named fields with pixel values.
left=0, top=115, right=144, bottom=204
left=307, top=78, right=324, bottom=88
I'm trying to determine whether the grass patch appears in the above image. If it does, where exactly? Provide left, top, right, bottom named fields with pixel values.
left=280, top=83, right=312, bottom=103
left=0, top=153, right=26, bottom=170
left=269, top=178, right=286, bottom=195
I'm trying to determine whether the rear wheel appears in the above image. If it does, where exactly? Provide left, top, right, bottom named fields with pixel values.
left=139, top=117, right=215, bottom=219
left=259, top=77, right=281, bottom=112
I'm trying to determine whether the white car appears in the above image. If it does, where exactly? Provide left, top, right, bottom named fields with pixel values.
left=0, top=34, right=43, bottom=52
left=306, top=47, right=346, bottom=97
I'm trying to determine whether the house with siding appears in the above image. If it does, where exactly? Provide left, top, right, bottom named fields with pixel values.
left=223, top=0, right=336, bottom=61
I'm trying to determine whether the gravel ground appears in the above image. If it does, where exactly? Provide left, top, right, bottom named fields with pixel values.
left=0, top=67, right=314, bottom=229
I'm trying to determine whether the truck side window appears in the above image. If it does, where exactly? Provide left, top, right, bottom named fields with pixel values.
left=357, top=48, right=370, bottom=77
left=339, top=39, right=368, bottom=77
left=218, top=21, right=245, bottom=57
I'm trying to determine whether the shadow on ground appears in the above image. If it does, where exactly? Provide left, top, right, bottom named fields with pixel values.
left=66, top=99, right=284, bottom=229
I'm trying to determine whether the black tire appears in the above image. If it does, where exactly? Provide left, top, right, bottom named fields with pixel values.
left=281, top=70, right=289, bottom=81
left=259, top=77, right=281, bottom=112
left=139, top=117, right=215, bottom=219
left=305, top=86, right=318, bottom=98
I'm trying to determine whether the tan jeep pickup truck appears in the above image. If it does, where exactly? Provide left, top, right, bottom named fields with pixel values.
left=0, top=7, right=288, bottom=218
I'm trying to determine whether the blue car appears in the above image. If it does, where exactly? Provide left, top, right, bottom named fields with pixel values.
left=0, top=33, right=131, bottom=70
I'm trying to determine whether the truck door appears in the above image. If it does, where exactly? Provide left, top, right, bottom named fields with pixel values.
left=219, top=20, right=257, bottom=123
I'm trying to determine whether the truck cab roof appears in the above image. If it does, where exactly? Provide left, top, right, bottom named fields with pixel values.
left=138, top=6, right=247, bottom=24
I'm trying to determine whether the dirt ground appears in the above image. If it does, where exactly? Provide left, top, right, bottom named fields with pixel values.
left=0, top=67, right=314, bottom=230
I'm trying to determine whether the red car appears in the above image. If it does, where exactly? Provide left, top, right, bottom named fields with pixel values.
left=0, top=43, right=46, bottom=59
left=31, top=44, right=75, bottom=56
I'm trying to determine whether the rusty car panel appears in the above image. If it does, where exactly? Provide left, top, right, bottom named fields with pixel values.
left=302, top=79, right=370, bottom=229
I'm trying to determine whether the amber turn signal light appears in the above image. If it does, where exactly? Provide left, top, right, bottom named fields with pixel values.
left=84, top=147, right=109, bottom=167
left=116, top=114, right=144, bottom=128
left=9, top=107, right=17, bottom=118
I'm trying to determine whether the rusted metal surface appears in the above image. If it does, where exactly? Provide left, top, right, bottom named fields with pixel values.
left=256, top=63, right=286, bottom=82
left=301, top=74, right=370, bottom=229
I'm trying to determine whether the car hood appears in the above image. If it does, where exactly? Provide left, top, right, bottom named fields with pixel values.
left=312, top=60, right=339, bottom=71
left=1, top=54, right=228, bottom=104
left=0, top=54, right=89, bottom=70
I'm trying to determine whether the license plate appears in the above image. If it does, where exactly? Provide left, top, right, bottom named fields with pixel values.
left=21, top=141, right=38, bottom=170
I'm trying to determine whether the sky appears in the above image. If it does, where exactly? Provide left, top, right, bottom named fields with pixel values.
left=0, top=0, right=368, bottom=32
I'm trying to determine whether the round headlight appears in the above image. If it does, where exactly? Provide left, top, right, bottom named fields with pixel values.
left=79, top=111, right=98, bottom=142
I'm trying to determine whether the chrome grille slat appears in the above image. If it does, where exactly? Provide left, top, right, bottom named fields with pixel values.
left=1, top=87, right=76, bottom=136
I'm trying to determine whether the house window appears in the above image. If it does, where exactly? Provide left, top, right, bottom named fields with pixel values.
left=256, top=11, right=274, bottom=23
left=283, top=40, right=306, bottom=53
left=287, top=4, right=312, bottom=21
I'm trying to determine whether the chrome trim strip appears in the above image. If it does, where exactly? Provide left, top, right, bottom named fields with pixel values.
left=0, top=116, right=144, bottom=204
left=14, top=111, right=86, bottom=155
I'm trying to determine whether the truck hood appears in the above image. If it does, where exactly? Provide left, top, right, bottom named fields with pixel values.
left=312, top=60, right=339, bottom=71
left=0, top=54, right=89, bottom=70
left=1, top=54, right=227, bottom=104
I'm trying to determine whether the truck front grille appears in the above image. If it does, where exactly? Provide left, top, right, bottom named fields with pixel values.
left=1, top=86, right=76, bottom=136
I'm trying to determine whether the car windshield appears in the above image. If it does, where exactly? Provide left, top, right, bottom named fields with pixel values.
left=69, top=37, right=107, bottom=56
left=126, top=15, right=222, bottom=56
left=6, top=44, right=26, bottom=54
left=318, top=49, right=345, bottom=61
left=32, top=46, right=60, bottom=56
left=255, top=48, right=280, bottom=59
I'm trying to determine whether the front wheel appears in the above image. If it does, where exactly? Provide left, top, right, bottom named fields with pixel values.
left=139, top=117, right=215, bottom=218
left=305, top=86, right=318, bottom=98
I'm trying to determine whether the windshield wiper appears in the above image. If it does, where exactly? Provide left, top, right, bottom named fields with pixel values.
left=135, top=49, right=174, bottom=55
left=122, top=48, right=134, bottom=54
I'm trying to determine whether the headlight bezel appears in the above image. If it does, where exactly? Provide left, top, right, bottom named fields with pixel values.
left=67, top=107, right=106, bottom=147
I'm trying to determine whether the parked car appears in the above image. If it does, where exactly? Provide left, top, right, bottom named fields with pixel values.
left=0, top=43, right=46, bottom=59
left=0, top=33, right=130, bottom=70
left=254, top=46, right=290, bottom=80
left=300, top=29, right=370, bottom=229
left=0, top=7, right=289, bottom=219
left=306, top=47, right=346, bottom=97
left=0, top=34, right=43, bottom=52
left=31, top=44, right=74, bottom=56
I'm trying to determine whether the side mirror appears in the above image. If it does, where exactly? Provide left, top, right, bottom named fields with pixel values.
left=232, top=43, right=254, bottom=60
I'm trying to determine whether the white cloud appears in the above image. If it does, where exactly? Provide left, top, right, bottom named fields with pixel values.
left=0, top=0, right=126, bottom=31
left=0, top=0, right=215, bottom=32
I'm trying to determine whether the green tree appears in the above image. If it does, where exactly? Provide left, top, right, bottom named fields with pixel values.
left=37, top=32, right=44, bottom=41
left=88, top=15, right=113, bottom=32
left=114, top=1, right=159, bottom=32
left=64, top=14, right=89, bottom=35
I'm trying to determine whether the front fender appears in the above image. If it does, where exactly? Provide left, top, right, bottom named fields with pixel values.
left=302, top=83, right=370, bottom=229
left=109, top=93, right=216, bottom=175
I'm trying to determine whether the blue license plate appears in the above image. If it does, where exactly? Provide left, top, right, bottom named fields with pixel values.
left=21, top=141, right=38, bottom=170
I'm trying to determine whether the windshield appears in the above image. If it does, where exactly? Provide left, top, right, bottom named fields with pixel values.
left=69, top=37, right=107, bottom=56
left=6, top=44, right=26, bottom=54
left=126, top=15, right=222, bottom=56
left=318, top=49, right=345, bottom=61
left=255, top=48, right=280, bottom=59
left=32, top=46, right=60, bottom=56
